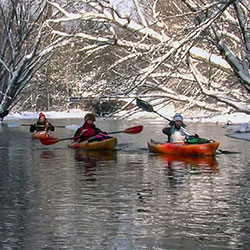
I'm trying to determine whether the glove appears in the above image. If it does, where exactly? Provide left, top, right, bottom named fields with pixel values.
left=48, top=124, right=55, bottom=132
left=30, top=124, right=36, bottom=132
left=78, top=135, right=85, bottom=142
left=169, top=120, right=175, bottom=126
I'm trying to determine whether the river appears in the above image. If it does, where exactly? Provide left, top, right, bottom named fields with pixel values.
left=0, top=119, right=250, bottom=250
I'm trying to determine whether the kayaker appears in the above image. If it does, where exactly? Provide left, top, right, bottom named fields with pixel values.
left=30, top=113, right=55, bottom=133
left=162, top=113, right=190, bottom=142
left=73, top=113, right=109, bottom=143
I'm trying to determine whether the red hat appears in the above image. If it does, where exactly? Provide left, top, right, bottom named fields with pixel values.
left=39, top=112, right=45, bottom=119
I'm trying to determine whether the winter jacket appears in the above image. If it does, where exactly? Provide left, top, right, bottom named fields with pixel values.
left=73, top=123, right=108, bottom=142
left=30, top=120, right=55, bottom=132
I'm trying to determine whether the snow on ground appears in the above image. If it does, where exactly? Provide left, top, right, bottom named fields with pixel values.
left=4, top=109, right=87, bottom=120
left=2, top=108, right=250, bottom=141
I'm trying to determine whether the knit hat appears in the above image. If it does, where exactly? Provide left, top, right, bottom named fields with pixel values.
left=173, top=113, right=183, bottom=122
left=84, top=113, right=96, bottom=123
left=39, top=112, right=45, bottom=119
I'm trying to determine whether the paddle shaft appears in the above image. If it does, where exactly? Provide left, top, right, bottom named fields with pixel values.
left=48, top=130, right=131, bottom=142
left=48, top=131, right=134, bottom=141
left=48, top=132, right=128, bottom=141
left=57, top=137, right=73, bottom=142
left=108, top=131, right=126, bottom=134
left=153, top=110, right=171, bottom=122
left=22, top=124, right=66, bottom=128
left=7, top=122, right=79, bottom=130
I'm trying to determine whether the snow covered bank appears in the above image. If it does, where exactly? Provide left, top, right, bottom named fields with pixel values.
left=226, top=132, right=250, bottom=141
left=197, top=112, right=250, bottom=125
left=4, top=109, right=87, bottom=120
left=222, top=122, right=250, bottom=141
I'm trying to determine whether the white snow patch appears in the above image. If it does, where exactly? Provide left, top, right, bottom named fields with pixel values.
left=5, top=109, right=88, bottom=120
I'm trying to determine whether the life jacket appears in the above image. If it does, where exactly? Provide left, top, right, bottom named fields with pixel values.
left=170, top=131, right=186, bottom=142
left=73, top=123, right=106, bottom=142
left=169, top=126, right=187, bottom=142
left=35, top=120, right=55, bottom=132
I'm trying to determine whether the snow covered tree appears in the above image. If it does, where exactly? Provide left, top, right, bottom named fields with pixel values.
left=45, top=0, right=249, bottom=115
left=0, top=0, right=68, bottom=120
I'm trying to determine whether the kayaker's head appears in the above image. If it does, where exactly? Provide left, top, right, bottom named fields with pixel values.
left=39, top=112, right=46, bottom=122
left=173, top=113, right=183, bottom=127
left=84, top=113, right=96, bottom=125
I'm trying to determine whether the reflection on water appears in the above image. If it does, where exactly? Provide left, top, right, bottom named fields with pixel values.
left=151, top=154, right=219, bottom=185
left=73, top=150, right=117, bottom=181
left=74, top=149, right=117, bottom=162
left=158, top=154, right=218, bottom=168
left=0, top=121, right=250, bottom=250
left=40, top=150, right=57, bottom=159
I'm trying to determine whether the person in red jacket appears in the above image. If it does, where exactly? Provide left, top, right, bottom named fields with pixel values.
left=73, top=113, right=109, bottom=143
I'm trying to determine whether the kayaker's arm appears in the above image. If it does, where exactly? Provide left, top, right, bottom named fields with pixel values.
left=162, top=126, right=172, bottom=142
left=44, top=122, right=55, bottom=132
left=78, top=134, right=87, bottom=142
left=73, top=128, right=87, bottom=142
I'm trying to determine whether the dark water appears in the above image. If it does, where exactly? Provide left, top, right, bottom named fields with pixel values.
left=0, top=119, right=250, bottom=250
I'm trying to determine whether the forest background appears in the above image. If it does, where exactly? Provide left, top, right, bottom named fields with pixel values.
left=0, top=0, right=249, bottom=120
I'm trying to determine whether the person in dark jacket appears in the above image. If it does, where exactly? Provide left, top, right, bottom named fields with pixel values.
left=73, top=113, right=109, bottom=143
left=30, top=113, right=55, bottom=133
left=162, top=113, right=190, bottom=142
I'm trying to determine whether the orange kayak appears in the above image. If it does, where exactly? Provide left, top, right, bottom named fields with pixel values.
left=68, top=137, right=117, bottom=150
left=148, top=140, right=219, bottom=156
left=32, top=131, right=53, bottom=140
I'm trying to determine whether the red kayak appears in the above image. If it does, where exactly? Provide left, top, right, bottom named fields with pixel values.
left=148, top=140, right=219, bottom=156
left=32, top=131, right=54, bottom=140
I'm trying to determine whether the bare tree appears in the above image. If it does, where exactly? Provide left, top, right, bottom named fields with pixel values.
left=45, top=0, right=249, bottom=115
left=0, top=0, right=68, bottom=120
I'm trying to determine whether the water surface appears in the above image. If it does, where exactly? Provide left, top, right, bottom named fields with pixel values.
left=0, top=119, right=250, bottom=250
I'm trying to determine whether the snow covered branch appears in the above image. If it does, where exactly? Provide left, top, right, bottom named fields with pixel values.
left=4, top=0, right=248, bottom=117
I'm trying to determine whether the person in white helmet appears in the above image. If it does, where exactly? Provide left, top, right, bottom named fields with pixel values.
left=162, top=113, right=190, bottom=142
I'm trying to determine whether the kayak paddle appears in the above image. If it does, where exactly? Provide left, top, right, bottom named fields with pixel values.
left=39, top=125, right=144, bottom=145
left=40, top=137, right=73, bottom=145
left=136, top=98, right=195, bottom=136
left=136, top=98, right=172, bottom=122
left=108, top=125, right=143, bottom=134
left=7, top=122, right=79, bottom=130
